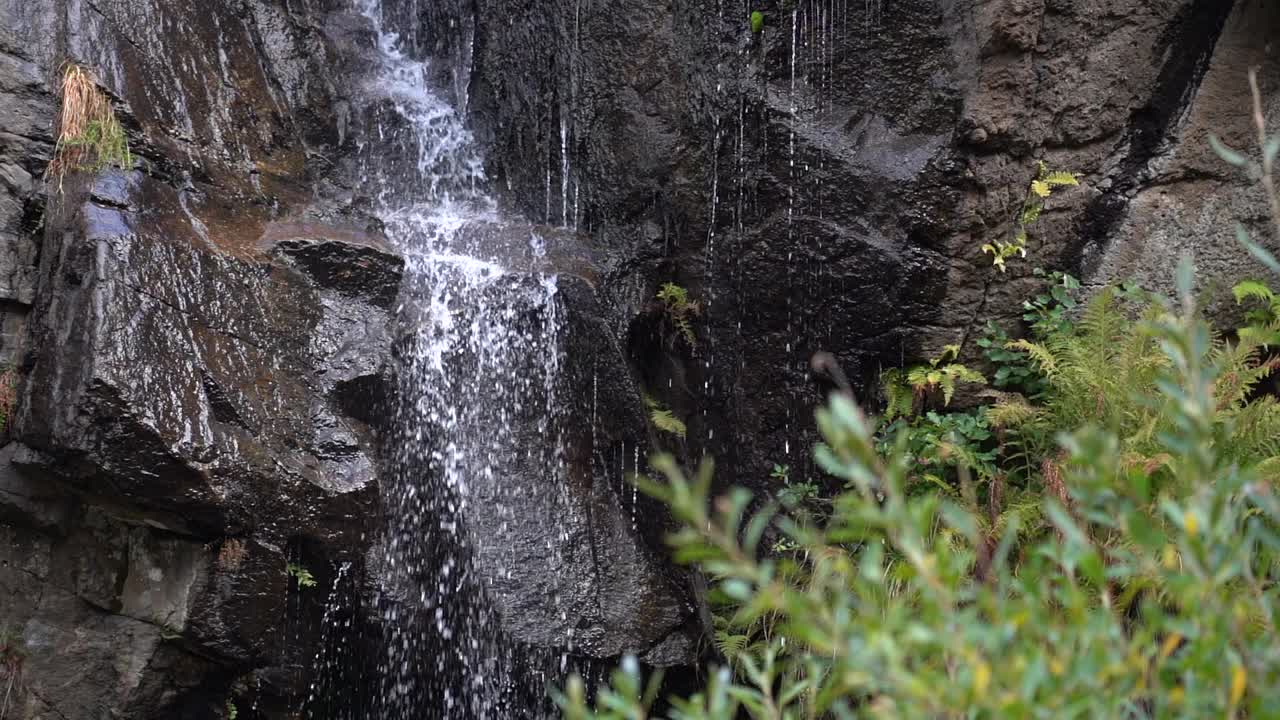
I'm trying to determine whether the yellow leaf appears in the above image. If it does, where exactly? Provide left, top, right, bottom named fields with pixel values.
left=973, top=661, right=991, bottom=697
left=1231, top=665, right=1247, bottom=706
left=1169, top=686, right=1185, bottom=705
left=1159, top=633, right=1182, bottom=661
left=1162, top=545, right=1179, bottom=569
left=1031, top=179, right=1051, bottom=198
left=1183, top=510, right=1199, bottom=537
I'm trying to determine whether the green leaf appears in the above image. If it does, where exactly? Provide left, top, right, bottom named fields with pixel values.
left=750, top=10, right=764, bottom=33
left=1209, top=134, right=1250, bottom=167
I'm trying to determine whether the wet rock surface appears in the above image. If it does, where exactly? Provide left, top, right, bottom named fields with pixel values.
left=0, top=0, right=1277, bottom=717
left=449, top=0, right=1279, bottom=498
left=0, top=1, right=702, bottom=717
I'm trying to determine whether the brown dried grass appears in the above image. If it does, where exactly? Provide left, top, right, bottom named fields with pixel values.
left=44, top=64, right=132, bottom=189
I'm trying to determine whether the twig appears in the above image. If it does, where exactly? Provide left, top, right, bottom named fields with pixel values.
left=1248, top=68, right=1280, bottom=243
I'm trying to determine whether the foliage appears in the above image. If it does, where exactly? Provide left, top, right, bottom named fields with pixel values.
left=983, top=162, right=1079, bottom=272
left=656, top=283, right=702, bottom=349
left=976, top=322, right=1045, bottom=395
left=645, top=395, right=687, bottom=440
left=1021, top=268, right=1082, bottom=336
left=285, top=562, right=316, bottom=589
left=1232, top=278, right=1280, bottom=345
left=557, top=263, right=1280, bottom=718
left=226, top=699, right=238, bottom=720
left=750, top=11, right=765, bottom=33
left=992, top=286, right=1280, bottom=486
left=878, top=408, right=997, bottom=487
left=45, top=64, right=132, bottom=189
left=881, top=344, right=985, bottom=418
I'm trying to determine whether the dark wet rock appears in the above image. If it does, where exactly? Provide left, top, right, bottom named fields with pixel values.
left=2, top=0, right=1276, bottom=716
left=445, top=0, right=1280, bottom=499
left=0, top=0, right=400, bottom=715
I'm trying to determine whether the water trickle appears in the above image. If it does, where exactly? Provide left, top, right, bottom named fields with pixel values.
left=343, top=1, right=575, bottom=716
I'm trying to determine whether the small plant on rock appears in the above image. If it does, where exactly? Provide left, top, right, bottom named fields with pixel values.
left=656, top=283, right=701, bottom=349
left=45, top=64, right=133, bottom=190
left=0, top=626, right=26, bottom=718
left=285, top=562, right=316, bottom=590
left=881, top=344, right=985, bottom=418
left=644, top=395, right=687, bottom=440
left=983, top=162, right=1079, bottom=272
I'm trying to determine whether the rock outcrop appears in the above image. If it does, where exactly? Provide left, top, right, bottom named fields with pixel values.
left=451, top=0, right=1279, bottom=496
left=1, top=0, right=1278, bottom=717
left=0, top=0, right=397, bottom=716
left=0, top=1, right=700, bottom=717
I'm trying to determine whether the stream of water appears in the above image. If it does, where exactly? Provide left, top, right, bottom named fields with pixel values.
left=341, top=1, right=570, bottom=716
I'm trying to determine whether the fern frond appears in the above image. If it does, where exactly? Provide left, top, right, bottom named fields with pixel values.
left=650, top=408, right=687, bottom=439
left=714, top=629, right=750, bottom=661
left=1030, top=180, right=1051, bottom=198
left=1042, top=171, right=1080, bottom=187
left=987, top=394, right=1040, bottom=428
left=1006, top=340, right=1058, bottom=378
left=882, top=369, right=914, bottom=420
left=1233, top=279, right=1274, bottom=306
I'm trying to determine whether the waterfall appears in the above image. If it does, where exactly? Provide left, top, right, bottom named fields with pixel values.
left=341, top=1, right=573, bottom=716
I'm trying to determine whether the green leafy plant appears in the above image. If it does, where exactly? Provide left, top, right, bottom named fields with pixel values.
left=285, top=562, right=316, bottom=589
left=976, top=321, right=1045, bottom=395
left=45, top=64, right=132, bottom=189
left=656, top=283, right=701, bottom=348
left=1232, top=278, right=1280, bottom=344
left=644, top=395, right=687, bottom=440
left=881, top=344, right=986, bottom=418
left=1021, top=268, right=1081, bottom=336
left=750, top=10, right=764, bottom=33
left=558, top=260, right=1280, bottom=718
left=983, top=163, right=1079, bottom=272
left=226, top=699, right=237, bottom=720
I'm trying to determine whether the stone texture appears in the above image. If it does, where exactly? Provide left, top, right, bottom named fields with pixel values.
left=447, top=0, right=1279, bottom=498
left=2, top=0, right=1278, bottom=716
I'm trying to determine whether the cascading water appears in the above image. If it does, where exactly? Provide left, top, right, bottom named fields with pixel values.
left=345, top=1, right=576, bottom=716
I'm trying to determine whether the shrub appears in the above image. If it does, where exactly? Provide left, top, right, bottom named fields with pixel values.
left=558, top=265, right=1280, bottom=718
left=558, top=70, right=1280, bottom=720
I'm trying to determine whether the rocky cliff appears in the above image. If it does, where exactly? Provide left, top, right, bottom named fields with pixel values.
left=0, top=0, right=1276, bottom=717
left=455, top=0, right=1279, bottom=495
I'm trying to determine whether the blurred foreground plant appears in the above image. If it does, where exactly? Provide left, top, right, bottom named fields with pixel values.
left=558, top=260, right=1280, bottom=719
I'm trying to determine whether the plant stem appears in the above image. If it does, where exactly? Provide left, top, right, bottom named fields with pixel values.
left=1249, top=68, right=1280, bottom=244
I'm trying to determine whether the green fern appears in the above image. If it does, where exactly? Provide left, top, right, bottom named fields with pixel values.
left=884, top=345, right=986, bottom=417
left=656, top=283, right=701, bottom=348
left=1000, top=286, right=1280, bottom=473
left=644, top=395, right=687, bottom=439
left=984, top=162, right=1079, bottom=272
left=1232, top=278, right=1280, bottom=344
left=285, top=562, right=316, bottom=589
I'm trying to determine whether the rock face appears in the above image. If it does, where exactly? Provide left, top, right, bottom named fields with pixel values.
left=451, top=0, right=1280, bottom=495
left=0, top=1, right=700, bottom=718
left=0, top=0, right=398, bottom=716
left=1, top=0, right=1277, bottom=717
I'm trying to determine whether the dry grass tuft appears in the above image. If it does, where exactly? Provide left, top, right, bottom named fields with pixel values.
left=44, top=64, right=132, bottom=189
left=0, top=368, right=16, bottom=435
left=217, top=539, right=248, bottom=570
